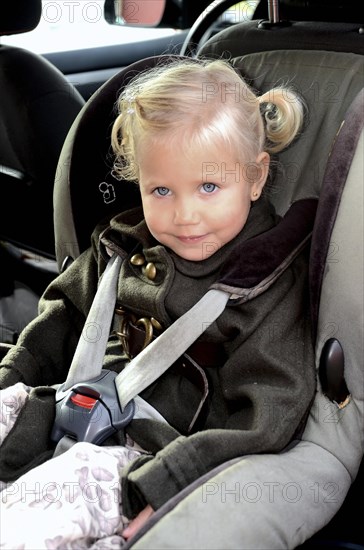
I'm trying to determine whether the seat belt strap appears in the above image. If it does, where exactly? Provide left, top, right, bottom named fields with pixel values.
left=115, top=288, right=230, bottom=410
left=63, top=253, right=122, bottom=390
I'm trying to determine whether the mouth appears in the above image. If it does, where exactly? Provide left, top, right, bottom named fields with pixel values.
left=176, top=234, right=208, bottom=244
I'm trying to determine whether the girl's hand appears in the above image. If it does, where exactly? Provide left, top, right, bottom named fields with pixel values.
left=122, top=505, right=154, bottom=540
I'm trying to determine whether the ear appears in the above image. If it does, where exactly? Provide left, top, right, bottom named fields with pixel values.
left=250, top=152, right=270, bottom=201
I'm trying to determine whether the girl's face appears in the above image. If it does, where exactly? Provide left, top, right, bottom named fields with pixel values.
left=138, top=140, right=269, bottom=261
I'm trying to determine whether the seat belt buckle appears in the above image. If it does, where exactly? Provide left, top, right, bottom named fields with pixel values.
left=51, top=369, right=135, bottom=446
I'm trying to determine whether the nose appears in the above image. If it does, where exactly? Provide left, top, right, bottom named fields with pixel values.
left=173, top=197, right=200, bottom=225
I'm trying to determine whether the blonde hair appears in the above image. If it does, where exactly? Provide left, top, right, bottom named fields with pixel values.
left=111, top=58, right=304, bottom=181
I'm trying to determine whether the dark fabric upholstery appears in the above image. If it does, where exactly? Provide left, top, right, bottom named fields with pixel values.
left=0, top=11, right=85, bottom=256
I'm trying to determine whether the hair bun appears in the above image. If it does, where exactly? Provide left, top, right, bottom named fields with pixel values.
left=258, top=89, right=305, bottom=154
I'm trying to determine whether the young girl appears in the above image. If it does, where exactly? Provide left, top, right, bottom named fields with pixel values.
left=0, top=58, right=315, bottom=548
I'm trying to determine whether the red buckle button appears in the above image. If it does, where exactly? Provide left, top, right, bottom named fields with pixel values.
left=71, top=393, right=97, bottom=409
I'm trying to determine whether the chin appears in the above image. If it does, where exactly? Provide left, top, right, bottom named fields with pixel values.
left=176, top=249, right=211, bottom=262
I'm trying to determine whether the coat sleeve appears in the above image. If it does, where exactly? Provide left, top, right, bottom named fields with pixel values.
left=121, top=252, right=317, bottom=518
left=0, top=247, right=99, bottom=389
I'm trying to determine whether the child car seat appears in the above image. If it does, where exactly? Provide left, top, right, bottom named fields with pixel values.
left=52, top=44, right=363, bottom=548
left=46, top=2, right=364, bottom=543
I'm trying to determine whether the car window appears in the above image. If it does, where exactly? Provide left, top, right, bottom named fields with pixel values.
left=220, top=0, right=258, bottom=23
left=2, top=0, right=177, bottom=54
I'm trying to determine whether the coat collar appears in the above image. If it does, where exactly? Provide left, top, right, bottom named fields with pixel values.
left=214, top=198, right=318, bottom=303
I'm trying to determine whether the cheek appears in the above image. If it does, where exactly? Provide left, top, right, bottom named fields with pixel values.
left=219, top=196, right=251, bottom=236
left=142, top=199, right=168, bottom=234
left=221, top=191, right=251, bottom=221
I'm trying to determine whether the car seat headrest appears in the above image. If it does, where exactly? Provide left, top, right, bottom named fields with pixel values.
left=0, top=0, right=41, bottom=36
left=254, top=0, right=364, bottom=24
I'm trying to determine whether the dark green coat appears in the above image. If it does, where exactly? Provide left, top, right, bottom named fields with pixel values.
left=0, top=198, right=316, bottom=518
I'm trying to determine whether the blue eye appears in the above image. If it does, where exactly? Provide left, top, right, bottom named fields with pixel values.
left=202, top=182, right=217, bottom=194
left=154, top=187, right=170, bottom=196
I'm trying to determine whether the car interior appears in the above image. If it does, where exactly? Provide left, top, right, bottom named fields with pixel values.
left=0, top=0, right=363, bottom=548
